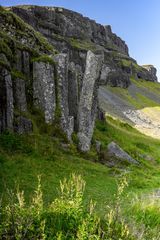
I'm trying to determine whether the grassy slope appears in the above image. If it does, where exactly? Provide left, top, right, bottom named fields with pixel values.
left=107, top=77, right=160, bottom=109
left=0, top=7, right=160, bottom=235
left=1, top=115, right=160, bottom=219
left=0, top=131, right=116, bottom=216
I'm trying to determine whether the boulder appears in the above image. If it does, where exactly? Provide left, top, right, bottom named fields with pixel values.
left=107, top=141, right=138, bottom=165
left=141, top=65, right=157, bottom=82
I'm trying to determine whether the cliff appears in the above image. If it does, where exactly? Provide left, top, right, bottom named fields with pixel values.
left=0, top=5, right=158, bottom=151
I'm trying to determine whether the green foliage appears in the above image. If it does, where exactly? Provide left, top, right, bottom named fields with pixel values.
left=69, top=37, right=97, bottom=51
left=0, top=177, right=46, bottom=239
left=0, top=174, right=136, bottom=240
left=103, top=177, right=135, bottom=240
left=31, top=55, right=55, bottom=65
left=11, top=69, right=26, bottom=80
left=0, top=59, right=11, bottom=70
left=1, top=117, right=160, bottom=238
left=0, top=39, right=12, bottom=60
left=126, top=193, right=160, bottom=239
left=131, top=77, right=160, bottom=95
left=131, top=192, right=160, bottom=226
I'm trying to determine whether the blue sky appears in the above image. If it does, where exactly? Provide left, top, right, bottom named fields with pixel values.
left=1, top=0, right=160, bottom=80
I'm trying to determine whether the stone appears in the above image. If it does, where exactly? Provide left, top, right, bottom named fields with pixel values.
left=22, top=51, right=30, bottom=78
left=54, top=53, right=74, bottom=140
left=14, top=116, right=32, bottom=134
left=141, top=65, right=157, bottom=82
left=0, top=4, right=158, bottom=154
left=14, top=78, right=27, bottom=112
left=107, top=141, right=138, bottom=164
left=12, top=6, right=129, bottom=55
left=99, top=64, right=112, bottom=85
left=78, top=50, right=102, bottom=152
left=95, top=140, right=101, bottom=153
left=68, top=61, right=79, bottom=131
left=33, top=61, right=56, bottom=124
left=107, top=70, right=131, bottom=88
left=0, top=67, right=13, bottom=132
left=97, top=106, right=105, bottom=121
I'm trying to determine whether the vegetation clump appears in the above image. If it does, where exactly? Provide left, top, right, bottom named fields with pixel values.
left=31, top=55, right=55, bottom=65
left=0, top=174, right=135, bottom=240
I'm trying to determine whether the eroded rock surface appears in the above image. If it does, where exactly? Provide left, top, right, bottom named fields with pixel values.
left=0, top=67, right=13, bottom=132
left=54, top=53, right=74, bottom=140
left=33, top=61, right=56, bottom=124
left=0, top=5, right=158, bottom=152
left=78, top=51, right=102, bottom=151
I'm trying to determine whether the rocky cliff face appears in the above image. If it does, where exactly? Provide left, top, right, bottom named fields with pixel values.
left=0, top=5, right=158, bottom=151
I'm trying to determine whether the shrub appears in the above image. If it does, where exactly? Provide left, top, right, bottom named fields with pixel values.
left=0, top=174, right=137, bottom=239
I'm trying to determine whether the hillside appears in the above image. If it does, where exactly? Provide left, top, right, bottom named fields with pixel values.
left=99, top=77, right=160, bottom=139
left=0, top=5, right=160, bottom=239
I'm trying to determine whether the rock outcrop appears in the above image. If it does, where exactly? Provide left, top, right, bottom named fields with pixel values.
left=140, top=65, right=157, bottom=82
left=0, top=67, right=13, bottom=132
left=33, top=61, right=55, bottom=124
left=54, top=53, right=74, bottom=141
left=11, top=6, right=129, bottom=56
left=0, top=5, right=158, bottom=152
left=78, top=51, right=102, bottom=151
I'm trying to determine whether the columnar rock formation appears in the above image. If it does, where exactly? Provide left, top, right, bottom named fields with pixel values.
left=33, top=61, right=55, bottom=123
left=0, top=67, right=13, bottom=132
left=54, top=53, right=74, bottom=140
left=0, top=6, right=158, bottom=151
left=78, top=51, right=102, bottom=151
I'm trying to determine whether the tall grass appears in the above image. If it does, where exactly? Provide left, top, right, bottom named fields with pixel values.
left=129, top=192, right=160, bottom=239
left=0, top=174, right=136, bottom=240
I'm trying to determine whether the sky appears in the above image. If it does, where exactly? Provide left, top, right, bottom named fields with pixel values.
left=1, top=0, right=160, bottom=80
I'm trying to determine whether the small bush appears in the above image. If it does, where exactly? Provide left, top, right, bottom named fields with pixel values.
left=0, top=174, right=139, bottom=239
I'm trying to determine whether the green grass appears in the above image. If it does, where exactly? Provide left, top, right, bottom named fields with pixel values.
left=94, top=116, right=160, bottom=164
left=69, top=37, right=97, bottom=51
left=0, top=132, right=116, bottom=214
left=1, top=116, right=160, bottom=211
left=107, top=78, right=160, bottom=109
left=0, top=39, right=13, bottom=60
left=31, top=55, right=55, bottom=65
left=131, top=76, right=160, bottom=95
left=1, top=115, right=160, bottom=238
left=11, top=69, right=26, bottom=80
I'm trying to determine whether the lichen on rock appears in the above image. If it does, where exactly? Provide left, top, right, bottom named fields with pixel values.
left=78, top=50, right=102, bottom=152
